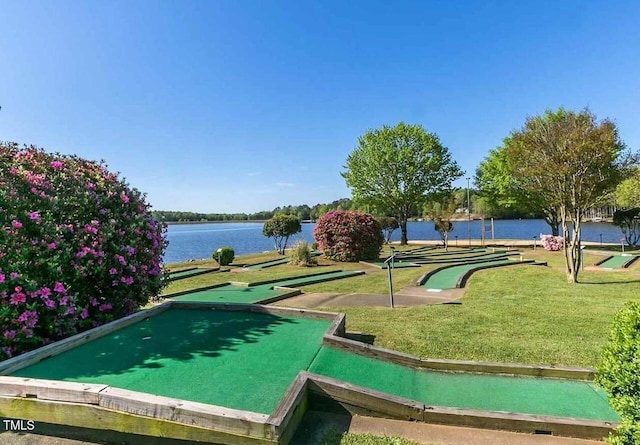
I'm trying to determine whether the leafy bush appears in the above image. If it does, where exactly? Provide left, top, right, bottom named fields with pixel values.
left=595, top=301, right=640, bottom=445
left=540, top=234, right=564, bottom=251
left=311, top=242, right=319, bottom=251
left=212, top=246, right=235, bottom=266
left=0, top=142, right=167, bottom=359
left=376, top=216, right=399, bottom=243
left=263, top=215, right=302, bottom=255
left=613, top=208, right=640, bottom=248
left=313, top=211, right=383, bottom=262
left=289, top=241, right=316, bottom=267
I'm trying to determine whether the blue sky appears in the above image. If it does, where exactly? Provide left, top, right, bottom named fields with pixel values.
left=1, top=1, right=639, bottom=213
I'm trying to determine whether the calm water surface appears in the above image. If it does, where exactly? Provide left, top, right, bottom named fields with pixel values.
left=163, top=220, right=625, bottom=264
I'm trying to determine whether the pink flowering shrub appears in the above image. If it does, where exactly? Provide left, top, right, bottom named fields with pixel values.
left=313, top=211, right=383, bottom=262
left=540, top=234, right=564, bottom=251
left=0, top=142, right=168, bottom=359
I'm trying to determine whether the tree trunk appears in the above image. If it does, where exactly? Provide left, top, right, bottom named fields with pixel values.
left=562, top=208, right=582, bottom=283
left=443, top=232, right=449, bottom=251
left=544, top=211, right=560, bottom=236
left=399, top=219, right=408, bottom=245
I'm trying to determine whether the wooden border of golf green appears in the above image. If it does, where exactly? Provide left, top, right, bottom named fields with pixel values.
left=457, top=259, right=547, bottom=288
left=417, top=259, right=546, bottom=288
left=168, top=267, right=221, bottom=281
left=594, top=254, right=639, bottom=268
left=0, top=300, right=614, bottom=443
left=303, top=372, right=615, bottom=440
left=321, top=330, right=595, bottom=380
left=0, top=302, right=342, bottom=445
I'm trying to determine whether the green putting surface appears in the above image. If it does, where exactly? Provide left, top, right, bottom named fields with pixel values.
left=244, top=251, right=322, bottom=270
left=168, top=268, right=216, bottom=280
left=11, top=309, right=331, bottom=415
left=422, top=259, right=519, bottom=290
left=170, top=270, right=363, bottom=303
left=597, top=254, right=638, bottom=268
left=171, top=284, right=284, bottom=303
left=309, top=347, right=619, bottom=422
left=413, top=252, right=513, bottom=264
left=270, top=270, right=363, bottom=288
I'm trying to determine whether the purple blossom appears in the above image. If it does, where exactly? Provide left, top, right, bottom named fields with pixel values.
left=28, top=211, right=40, bottom=220
left=80, top=308, right=89, bottom=319
left=109, top=268, right=118, bottom=275
left=47, top=242, right=57, bottom=249
left=9, top=272, right=19, bottom=280
left=11, top=220, right=22, bottom=229
left=50, top=160, right=64, bottom=169
left=0, top=273, right=4, bottom=283
left=99, top=303, right=112, bottom=312
left=53, top=281, right=66, bottom=293
left=3, top=330, right=16, bottom=340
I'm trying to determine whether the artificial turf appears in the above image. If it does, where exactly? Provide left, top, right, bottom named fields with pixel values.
left=11, top=308, right=331, bottom=415
left=309, top=347, right=619, bottom=422
left=171, top=283, right=283, bottom=303
left=596, top=254, right=638, bottom=268
left=422, top=259, right=520, bottom=290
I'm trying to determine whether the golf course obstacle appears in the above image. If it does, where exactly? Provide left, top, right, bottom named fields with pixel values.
left=420, top=257, right=546, bottom=291
left=593, top=253, right=639, bottom=269
left=168, top=266, right=221, bottom=281
left=164, top=269, right=366, bottom=305
left=0, top=301, right=617, bottom=444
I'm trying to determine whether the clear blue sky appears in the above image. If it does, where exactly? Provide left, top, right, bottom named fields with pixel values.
left=2, top=1, right=639, bottom=213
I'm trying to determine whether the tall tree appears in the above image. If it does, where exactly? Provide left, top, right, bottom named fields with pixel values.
left=262, top=215, right=302, bottom=255
left=476, top=144, right=560, bottom=235
left=342, top=122, right=463, bottom=245
left=615, top=168, right=640, bottom=209
left=504, top=108, right=630, bottom=283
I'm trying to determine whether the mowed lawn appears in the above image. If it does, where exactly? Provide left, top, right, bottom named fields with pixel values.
left=162, top=247, right=640, bottom=368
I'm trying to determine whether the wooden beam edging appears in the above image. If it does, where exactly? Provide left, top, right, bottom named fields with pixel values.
left=0, top=302, right=172, bottom=375
left=456, top=259, right=537, bottom=288
left=0, top=377, right=107, bottom=404
left=267, top=372, right=309, bottom=444
left=162, top=282, right=235, bottom=299
left=624, top=255, right=640, bottom=268
left=255, top=288, right=302, bottom=305
left=245, top=270, right=347, bottom=287
left=322, top=334, right=595, bottom=380
left=169, top=268, right=220, bottom=282
left=169, top=301, right=340, bottom=322
left=98, top=386, right=271, bottom=439
left=303, top=372, right=615, bottom=440
left=168, top=266, right=199, bottom=274
left=0, top=396, right=276, bottom=445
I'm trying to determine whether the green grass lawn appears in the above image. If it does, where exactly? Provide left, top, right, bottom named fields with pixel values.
left=320, top=431, right=422, bottom=445
left=162, top=247, right=640, bottom=368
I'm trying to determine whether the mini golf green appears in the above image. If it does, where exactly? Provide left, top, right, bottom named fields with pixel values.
left=242, top=251, right=322, bottom=270
left=170, top=270, right=364, bottom=303
left=11, top=308, right=331, bottom=415
left=168, top=268, right=217, bottom=280
left=171, top=283, right=284, bottom=303
left=367, top=261, right=420, bottom=269
left=309, top=347, right=618, bottom=422
left=596, top=254, right=638, bottom=268
left=422, top=258, right=525, bottom=290
left=412, top=252, right=514, bottom=264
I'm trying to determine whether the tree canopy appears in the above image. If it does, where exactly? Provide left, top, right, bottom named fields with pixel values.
left=503, top=108, right=630, bottom=283
left=342, top=122, right=463, bottom=245
left=475, top=143, right=560, bottom=234
left=262, top=214, right=302, bottom=255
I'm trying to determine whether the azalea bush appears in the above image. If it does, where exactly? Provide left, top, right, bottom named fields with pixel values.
left=313, top=211, right=383, bottom=262
left=540, top=234, right=564, bottom=251
left=0, top=142, right=168, bottom=360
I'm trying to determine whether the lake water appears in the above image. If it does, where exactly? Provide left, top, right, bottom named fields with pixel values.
left=163, top=220, right=626, bottom=264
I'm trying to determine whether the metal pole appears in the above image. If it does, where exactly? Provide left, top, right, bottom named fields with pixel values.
left=466, top=177, right=471, bottom=247
left=385, top=247, right=395, bottom=308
